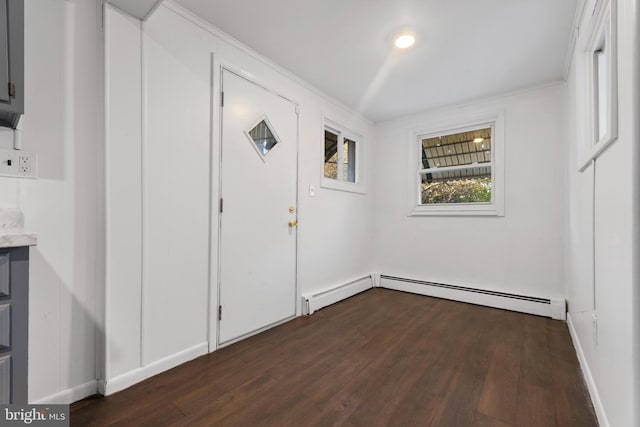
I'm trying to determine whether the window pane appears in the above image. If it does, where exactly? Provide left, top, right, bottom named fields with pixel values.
left=421, top=127, right=491, bottom=169
left=248, top=119, right=279, bottom=157
left=421, top=173, right=492, bottom=204
left=419, top=126, right=493, bottom=205
left=343, top=137, right=356, bottom=183
left=324, top=130, right=338, bottom=179
left=595, top=48, right=608, bottom=140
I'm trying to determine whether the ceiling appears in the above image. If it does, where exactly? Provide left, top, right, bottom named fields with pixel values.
left=174, top=0, right=578, bottom=122
left=109, top=0, right=161, bottom=19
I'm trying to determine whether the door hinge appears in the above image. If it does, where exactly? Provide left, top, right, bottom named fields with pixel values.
left=295, top=104, right=300, bottom=115
left=219, top=198, right=223, bottom=213
left=220, top=92, right=224, bottom=107
left=218, top=305, right=222, bottom=320
left=8, top=82, right=15, bottom=97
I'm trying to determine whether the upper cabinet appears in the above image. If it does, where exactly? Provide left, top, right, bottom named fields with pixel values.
left=0, top=0, right=22, bottom=129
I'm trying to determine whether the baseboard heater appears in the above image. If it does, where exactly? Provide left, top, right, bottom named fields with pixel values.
left=379, top=274, right=566, bottom=320
left=303, top=275, right=373, bottom=315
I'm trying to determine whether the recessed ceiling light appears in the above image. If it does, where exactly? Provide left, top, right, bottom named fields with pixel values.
left=473, top=137, right=484, bottom=143
left=395, top=34, right=415, bottom=49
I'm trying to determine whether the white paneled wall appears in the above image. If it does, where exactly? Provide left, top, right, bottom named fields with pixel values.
left=102, top=3, right=375, bottom=393
left=142, top=6, right=212, bottom=365
left=104, top=6, right=142, bottom=382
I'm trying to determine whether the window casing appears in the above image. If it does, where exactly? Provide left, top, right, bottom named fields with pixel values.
left=577, top=0, right=618, bottom=170
left=409, top=112, right=505, bottom=216
left=321, top=118, right=365, bottom=194
left=244, top=116, right=281, bottom=162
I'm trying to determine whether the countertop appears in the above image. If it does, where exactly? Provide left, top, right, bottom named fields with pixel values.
left=0, top=209, right=37, bottom=248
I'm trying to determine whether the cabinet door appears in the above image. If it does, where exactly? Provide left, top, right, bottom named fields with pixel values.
left=0, top=252, right=8, bottom=297
left=0, top=355, right=9, bottom=404
left=0, top=0, right=8, bottom=103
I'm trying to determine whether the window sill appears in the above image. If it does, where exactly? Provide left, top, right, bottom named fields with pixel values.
left=409, top=203, right=503, bottom=217
left=577, top=135, right=618, bottom=172
left=320, top=178, right=366, bottom=195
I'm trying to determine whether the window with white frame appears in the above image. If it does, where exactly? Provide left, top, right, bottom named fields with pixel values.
left=410, top=114, right=504, bottom=216
left=577, top=0, right=617, bottom=170
left=321, top=119, right=364, bottom=193
left=589, top=0, right=617, bottom=148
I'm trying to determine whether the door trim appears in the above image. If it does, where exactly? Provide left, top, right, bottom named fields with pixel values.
left=216, top=66, right=300, bottom=348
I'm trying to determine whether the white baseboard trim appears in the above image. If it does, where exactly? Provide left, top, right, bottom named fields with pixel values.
left=303, top=275, right=372, bottom=315
left=371, top=272, right=381, bottom=287
left=32, top=380, right=98, bottom=404
left=103, top=342, right=208, bottom=396
left=379, top=275, right=566, bottom=320
left=567, top=313, right=609, bottom=427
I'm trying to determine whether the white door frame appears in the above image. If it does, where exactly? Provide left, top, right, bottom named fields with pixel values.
left=213, top=65, right=301, bottom=349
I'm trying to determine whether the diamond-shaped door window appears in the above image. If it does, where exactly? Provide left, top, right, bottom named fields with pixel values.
left=245, top=116, right=281, bottom=162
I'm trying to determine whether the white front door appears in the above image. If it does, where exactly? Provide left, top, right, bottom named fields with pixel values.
left=218, top=69, right=298, bottom=345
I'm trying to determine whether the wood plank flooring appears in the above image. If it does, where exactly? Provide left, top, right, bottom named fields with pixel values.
left=71, top=289, right=598, bottom=426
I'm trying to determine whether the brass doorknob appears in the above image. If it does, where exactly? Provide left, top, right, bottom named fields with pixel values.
left=288, top=220, right=298, bottom=227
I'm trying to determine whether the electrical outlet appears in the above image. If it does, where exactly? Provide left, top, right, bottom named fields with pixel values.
left=0, top=149, right=37, bottom=179
left=19, top=156, right=31, bottom=174
left=309, top=185, right=315, bottom=197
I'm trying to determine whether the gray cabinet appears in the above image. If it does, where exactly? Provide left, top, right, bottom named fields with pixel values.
left=0, top=246, right=28, bottom=404
left=0, top=0, right=23, bottom=128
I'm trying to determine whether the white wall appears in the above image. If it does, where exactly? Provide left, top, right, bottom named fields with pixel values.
left=102, top=3, right=375, bottom=392
left=104, top=6, right=142, bottom=382
left=0, top=0, right=103, bottom=403
left=565, top=0, right=639, bottom=425
left=371, top=84, right=567, bottom=300
left=142, top=5, right=211, bottom=365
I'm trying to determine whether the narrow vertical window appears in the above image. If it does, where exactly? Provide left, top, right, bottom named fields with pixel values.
left=578, top=0, right=617, bottom=167
left=343, top=137, right=356, bottom=183
left=593, top=30, right=609, bottom=142
left=324, top=130, right=338, bottom=179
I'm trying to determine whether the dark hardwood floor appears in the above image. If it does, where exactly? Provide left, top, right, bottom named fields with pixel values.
left=71, top=288, right=598, bottom=426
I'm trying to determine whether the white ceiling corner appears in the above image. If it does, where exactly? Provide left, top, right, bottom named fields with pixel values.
left=108, top=0, right=163, bottom=20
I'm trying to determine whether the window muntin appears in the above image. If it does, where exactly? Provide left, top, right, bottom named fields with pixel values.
left=419, top=126, right=494, bottom=205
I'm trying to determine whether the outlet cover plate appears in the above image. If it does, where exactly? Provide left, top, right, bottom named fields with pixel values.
left=0, top=149, right=37, bottom=179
